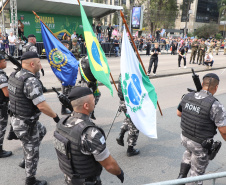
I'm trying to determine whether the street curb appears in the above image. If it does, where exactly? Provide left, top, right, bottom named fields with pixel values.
left=45, top=66, right=226, bottom=93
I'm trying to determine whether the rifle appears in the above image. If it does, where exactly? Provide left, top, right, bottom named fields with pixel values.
left=1, top=49, right=21, bottom=70
left=1, top=49, right=45, bottom=76
left=52, top=87, right=73, bottom=112
left=1, top=49, right=47, bottom=92
left=187, top=68, right=202, bottom=92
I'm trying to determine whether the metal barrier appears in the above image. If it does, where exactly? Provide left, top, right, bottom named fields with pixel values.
left=144, top=171, right=226, bottom=185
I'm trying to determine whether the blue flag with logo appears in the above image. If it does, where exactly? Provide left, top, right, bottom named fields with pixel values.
left=40, top=22, right=79, bottom=86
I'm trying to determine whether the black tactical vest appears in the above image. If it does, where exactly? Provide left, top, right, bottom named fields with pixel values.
left=54, top=115, right=104, bottom=179
left=0, top=71, right=9, bottom=104
left=180, top=92, right=217, bottom=141
left=22, top=42, right=35, bottom=54
left=8, top=71, right=40, bottom=117
left=118, top=74, right=124, bottom=101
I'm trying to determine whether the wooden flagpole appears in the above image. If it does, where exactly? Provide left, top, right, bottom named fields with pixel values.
left=33, top=10, right=118, bottom=92
left=76, top=0, right=118, bottom=92
left=120, top=10, right=163, bottom=116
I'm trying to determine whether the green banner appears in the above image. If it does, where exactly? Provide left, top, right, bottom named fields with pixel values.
left=18, top=11, right=93, bottom=42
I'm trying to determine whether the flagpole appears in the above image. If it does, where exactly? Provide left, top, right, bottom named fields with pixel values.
left=120, top=10, right=163, bottom=116
left=76, top=0, right=118, bottom=92
left=33, top=11, right=60, bottom=41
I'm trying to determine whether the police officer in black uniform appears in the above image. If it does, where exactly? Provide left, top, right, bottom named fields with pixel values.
left=54, top=87, right=124, bottom=185
left=177, top=73, right=226, bottom=184
left=9, top=51, right=60, bottom=185
left=0, top=54, right=12, bottom=158
left=22, top=34, right=38, bottom=54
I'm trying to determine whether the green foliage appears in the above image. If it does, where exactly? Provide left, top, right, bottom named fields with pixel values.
left=123, top=5, right=130, bottom=24
left=194, top=24, right=219, bottom=39
left=187, top=32, right=194, bottom=37
left=142, top=0, right=179, bottom=33
left=215, top=33, right=223, bottom=39
left=113, top=12, right=118, bottom=25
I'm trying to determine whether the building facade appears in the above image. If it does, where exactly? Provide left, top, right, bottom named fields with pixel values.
left=175, top=0, right=220, bottom=34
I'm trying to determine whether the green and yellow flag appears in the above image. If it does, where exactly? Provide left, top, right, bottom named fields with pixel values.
left=80, top=3, right=113, bottom=95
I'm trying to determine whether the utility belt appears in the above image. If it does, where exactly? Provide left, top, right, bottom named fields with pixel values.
left=12, top=113, right=39, bottom=136
left=182, top=131, right=222, bottom=160
left=68, top=176, right=102, bottom=185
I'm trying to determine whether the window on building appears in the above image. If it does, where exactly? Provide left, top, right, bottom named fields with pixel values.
left=130, top=0, right=134, bottom=4
left=114, top=0, right=119, bottom=5
left=122, top=0, right=126, bottom=5
left=196, top=0, right=220, bottom=23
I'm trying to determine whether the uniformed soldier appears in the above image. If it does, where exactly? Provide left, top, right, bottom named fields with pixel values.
left=223, top=40, right=226, bottom=55
left=0, top=54, right=12, bottom=158
left=189, top=38, right=199, bottom=64
left=22, top=34, right=38, bottom=54
left=215, top=40, right=221, bottom=55
left=196, top=39, right=201, bottom=63
left=177, top=73, right=226, bottom=185
left=116, top=74, right=140, bottom=157
left=54, top=87, right=124, bottom=185
left=8, top=51, right=60, bottom=185
left=71, top=38, right=81, bottom=61
left=61, top=40, right=74, bottom=115
left=208, top=40, right=215, bottom=55
left=198, top=40, right=207, bottom=65
left=80, top=56, right=101, bottom=120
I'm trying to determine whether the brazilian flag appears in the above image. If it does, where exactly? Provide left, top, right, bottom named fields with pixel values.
left=80, top=3, right=113, bottom=95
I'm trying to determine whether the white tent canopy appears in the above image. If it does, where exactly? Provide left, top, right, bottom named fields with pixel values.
left=3, top=0, right=123, bottom=19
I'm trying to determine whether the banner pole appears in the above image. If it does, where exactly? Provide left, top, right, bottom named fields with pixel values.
left=120, top=10, right=163, bottom=116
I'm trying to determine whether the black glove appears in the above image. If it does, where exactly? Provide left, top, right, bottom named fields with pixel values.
left=53, top=114, right=60, bottom=123
left=117, top=168, right=124, bottom=183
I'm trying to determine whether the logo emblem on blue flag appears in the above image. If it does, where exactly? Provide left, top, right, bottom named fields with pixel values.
left=49, top=49, right=68, bottom=71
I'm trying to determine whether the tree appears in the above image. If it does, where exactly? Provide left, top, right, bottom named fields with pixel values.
left=194, top=24, right=219, bottom=39
left=138, top=0, right=179, bottom=34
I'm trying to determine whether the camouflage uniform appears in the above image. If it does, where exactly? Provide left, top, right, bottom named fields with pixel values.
left=179, top=90, right=226, bottom=185
left=22, top=42, right=38, bottom=54
left=119, top=101, right=139, bottom=146
left=198, top=43, right=207, bottom=65
left=71, top=44, right=81, bottom=61
left=189, top=41, right=199, bottom=63
left=10, top=68, right=47, bottom=178
left=63, top=112, right=109, bottom=185
left=196, top=42, right=201, bottom=63
left=0, top=69, right=8, bottom=148
left=215, top=41, right=221, bottom=55
left=208, top=42, right=215, bottom=55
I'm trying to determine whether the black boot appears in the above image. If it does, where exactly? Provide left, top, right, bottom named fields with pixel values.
left=19, top=158, right=25, bottom=169
left=25, top=176, right=47, bottom=185
left=90, top=111, right=96, bottom=120
left=7, top=125, right=19, bottom=140
left=127, top=146, right=140, bottom=157
left=61, top=105, right=71, bottom=115
left=0, top=145, right=12, bottom=158
left=177, top=163, right=191, bottom=185
left=116, top=129, right=126, bottom=146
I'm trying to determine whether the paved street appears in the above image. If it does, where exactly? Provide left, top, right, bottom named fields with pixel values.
left=1, top=51, right=226, bottom=185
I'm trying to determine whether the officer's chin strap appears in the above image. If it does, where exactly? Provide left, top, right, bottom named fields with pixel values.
left=106, top=106, right=121, bottom=140
left=41, top=68, right=44, bottom=76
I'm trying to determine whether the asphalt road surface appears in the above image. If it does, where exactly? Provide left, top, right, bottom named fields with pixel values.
left=1, top=67, right=226, bottom=185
